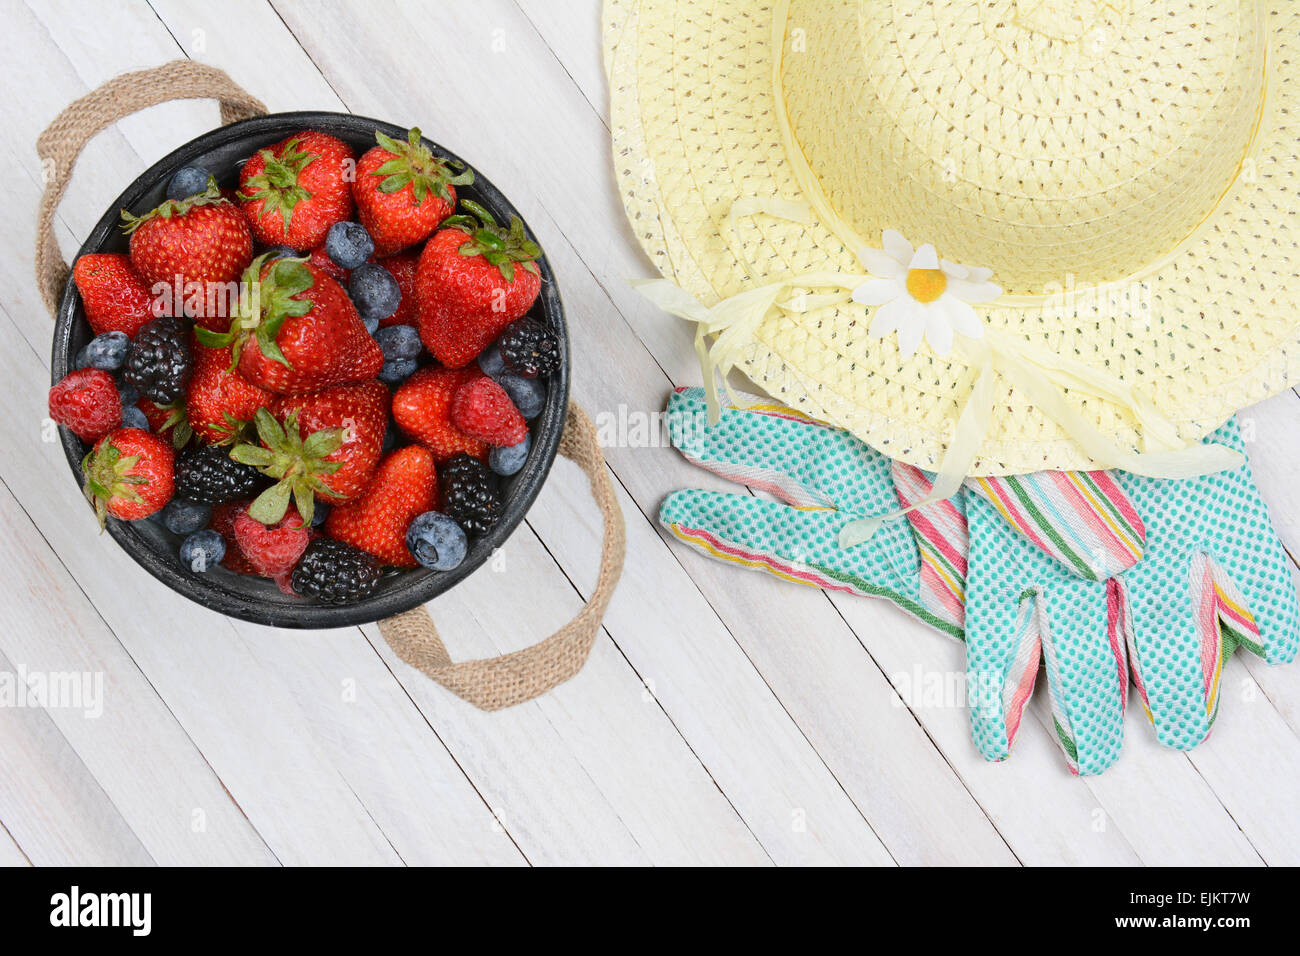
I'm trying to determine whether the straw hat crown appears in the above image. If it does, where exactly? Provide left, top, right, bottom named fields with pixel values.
left=781, top=0, right=1268, bottom=293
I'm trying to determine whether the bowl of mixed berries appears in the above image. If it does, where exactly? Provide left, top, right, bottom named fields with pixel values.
left=48, top=113, right=568, bottom=627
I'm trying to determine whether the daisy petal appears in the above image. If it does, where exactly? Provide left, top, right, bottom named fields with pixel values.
left=868, top=297, right=907, bottom=338
left=910, top=243, right=940, bottom=270
left=946, top=299, right=985, bottom=340
left=924, top=302, right=956, bottom=356
left=895, top=299, right=926, bottom=359
left=857, top=247, right=906, bottom=278
left=947, top=277, right=1002, bottom=303
left=940, top=259, right=970, bottom=281
left=882, top=230, right=914, bottom=264
left=965, top=266, right=994, bottom=283
left=851, top=277, right=902, bottom=306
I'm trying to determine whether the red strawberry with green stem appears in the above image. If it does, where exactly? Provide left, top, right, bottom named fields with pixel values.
left=238, top=131, right=356, bottom=250
left=185, top=343, right=271, bottom=445
left=325, top=445, right=437, bottom=567
left=81, top=427, right=175, bottom=527
left=391, top=366, right=489, bottom=463
left=122, top=181, right=252, bottom=329
left=354, top=128, right=473, bottom=256
left=231, top=380, right=389, bottom=526
left=72, top=253, right=160, bottom=337
left=196, top=253, right=382, bottom=395
left=416, top=202, right=542, bottom=368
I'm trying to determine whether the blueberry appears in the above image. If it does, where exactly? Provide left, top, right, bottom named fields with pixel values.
left=489, top=431, right=531, bottom=477
left=115, top=378, right=140, bottom=407
left=120, top=405, right=150, bottom=431
left=76, top=331, right=130, bottom=371
left=406, top=511, right=468, bottom=571
left=378, top=357, right=418, bottom=385
left=179, top=529, right=225, bottom=573
left=311, top=503, right=330, bottom=527
left=348, top=263, right=401, bottom=320
left=477, top=340, right=507, bottom=378
left=497, top=373, right=546, bottom=420
left=162, top=498, right=213, bottom=535
left=382, top=421, right=400, bottom=454
left=375, top=324, right=422, bottom=361
left=264, top=244, right=299, bottom=260
left=166, top=165, right=213, bottom=201
left=326, top=221, right=374, bottom=270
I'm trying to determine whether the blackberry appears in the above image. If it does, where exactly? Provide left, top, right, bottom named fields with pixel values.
left=175, top=446, right=263, bottom=504
left=291, top=538, right=383, bottom=604
left=124, top=317, right=193, bottom=404
left=498, top=318, right=560, bottom=378
left=440, top=453, right=502, bottom=536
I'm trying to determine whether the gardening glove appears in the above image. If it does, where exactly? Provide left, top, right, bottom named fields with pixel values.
left=658, top=388, right=968, bottom=640
left=964, top=417, right=1300, bottom=775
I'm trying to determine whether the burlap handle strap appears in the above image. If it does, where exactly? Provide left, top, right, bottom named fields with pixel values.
left=34, top=60, right=269, bottom=318
left=36, top=60, right=626, bottom=711
left=379, top=403, right=626, bottom=710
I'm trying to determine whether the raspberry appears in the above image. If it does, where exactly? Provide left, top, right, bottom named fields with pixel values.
left=233, top=505, right=310, bottom=577
left=48, top=368, right=122, bottom=442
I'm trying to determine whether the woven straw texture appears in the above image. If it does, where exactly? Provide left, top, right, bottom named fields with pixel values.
left=605, top=0, right=1300, bottom=474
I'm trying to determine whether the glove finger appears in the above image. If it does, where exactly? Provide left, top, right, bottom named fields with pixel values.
left=659, top=489, right=958, bottom=636
left=665, top=387, right=898, bottom=515
left=966, top=492, right=1126, bottom=774
left=964, top=471, right=1145, bottom=581
left=1124, top=559, right=1216, bottom=751
left=964, top=492, right=1043, bottom=762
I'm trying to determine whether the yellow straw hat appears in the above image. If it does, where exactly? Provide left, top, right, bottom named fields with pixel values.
left=605, top=0, right=1299, bottom=480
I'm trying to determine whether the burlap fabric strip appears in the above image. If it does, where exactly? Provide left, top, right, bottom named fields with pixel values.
left=36, top=60, right=625, bottom=710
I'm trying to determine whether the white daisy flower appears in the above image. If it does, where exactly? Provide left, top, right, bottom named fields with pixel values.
left=850, top=230, right=1001, bottom=360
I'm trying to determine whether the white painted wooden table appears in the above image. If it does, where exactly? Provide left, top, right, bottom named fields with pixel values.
left=3, top=0, right=1299, bottom=867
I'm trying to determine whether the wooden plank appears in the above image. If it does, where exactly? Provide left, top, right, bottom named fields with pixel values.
left=0, top=825, right=30, bottom=867
left=0, top=476, right=277, bottom=864
left=0, top=638, right=153, bottom=866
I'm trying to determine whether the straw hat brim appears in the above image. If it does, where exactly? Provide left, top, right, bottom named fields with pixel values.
left=605, top=0, right=1300, bottom=474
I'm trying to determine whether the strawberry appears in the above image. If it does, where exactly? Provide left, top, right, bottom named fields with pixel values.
left=49, top=368, right=121, bottom=443
left=122, top=182, right=252, bottom=329
left=231, top=381, right=388, bottom=526
left=233, top=504, right=311, bottom=577
left=416, top=203, right=542, bottom=368
left=354, top=128, right=472, bottom=256
left=197, top=253, right=382, bottom=395
left=309, top=243, right=350, bottom=284
left=210, top=500, right=259, bottom=575
left=238, top=131, right=355, bottom=250
left=391, top=366, right=489, bottom=463
left=325, top=445, right=437, bottom=567
left=137, top=396, right=194, bottom=449
left=377, top=252, right=419, bottom=327
left=81, top=427, right=174, bottom=526
left=451, top=374, right=527, bottom=446
left=186, top=343, right=271, bottom=445
left=72, top=253, right=160, bottom=336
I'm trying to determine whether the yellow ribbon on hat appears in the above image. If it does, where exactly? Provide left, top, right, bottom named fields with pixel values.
left=633, top=263, right=1243, bottom=548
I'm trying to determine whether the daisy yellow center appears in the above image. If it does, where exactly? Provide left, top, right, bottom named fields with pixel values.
left=905, top=268, right=947, bottom=304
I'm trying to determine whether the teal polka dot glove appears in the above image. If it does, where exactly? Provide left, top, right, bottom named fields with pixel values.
left=658, top=388, right=967, bottom=640
left=965, top=418, right=1300, bottom=775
